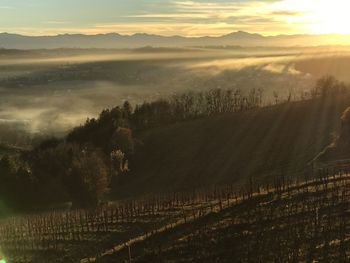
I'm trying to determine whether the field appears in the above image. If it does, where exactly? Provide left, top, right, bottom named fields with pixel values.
left=1, top=167, right=350, bottom=262
left=122, top=171, right=350, bottom=263
left=0, top=184, right=252, bottom=262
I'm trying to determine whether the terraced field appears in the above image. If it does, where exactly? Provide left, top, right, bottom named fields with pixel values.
left=0, top=186, right=244, bottom=263
left=1, top=169, right=350, bottom=262
left=117, top=172, right=350, bottom=263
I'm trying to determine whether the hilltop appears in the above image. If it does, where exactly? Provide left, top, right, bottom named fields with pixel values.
left=115, top=94, right=350, bottom=198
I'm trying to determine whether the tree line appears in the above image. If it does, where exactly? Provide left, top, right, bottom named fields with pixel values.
left=0, top=76, right=348, bottom=212
left=132, top=88, right=263, bottom=130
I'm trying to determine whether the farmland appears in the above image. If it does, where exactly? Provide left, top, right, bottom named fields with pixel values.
left=1, top=167, right=350, bottom=262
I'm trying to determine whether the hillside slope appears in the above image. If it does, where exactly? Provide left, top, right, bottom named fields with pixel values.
left=105, top=173, right=350, bottom=263
left=116, top=95, right=350, bottom=197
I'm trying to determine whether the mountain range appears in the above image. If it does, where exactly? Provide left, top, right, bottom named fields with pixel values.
left=1, top=31, right=350, bottom=49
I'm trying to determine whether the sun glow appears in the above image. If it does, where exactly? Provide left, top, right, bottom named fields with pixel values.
left=277, top=0, right=350, bottom=34
left=307, top=0, right=350, bottom=34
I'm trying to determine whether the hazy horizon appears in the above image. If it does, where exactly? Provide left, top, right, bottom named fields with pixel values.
left=2, top=0, right=350, bottom=37
left=4, top=30, right=350, bottom=38
left=1, top=46, right=349, bottom=138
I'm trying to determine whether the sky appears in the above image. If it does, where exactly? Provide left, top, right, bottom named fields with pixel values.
left=1, top=0, right=350, bottom=36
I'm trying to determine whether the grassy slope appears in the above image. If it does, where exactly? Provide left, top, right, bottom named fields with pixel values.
left=116, top=95, right=350, bottom=198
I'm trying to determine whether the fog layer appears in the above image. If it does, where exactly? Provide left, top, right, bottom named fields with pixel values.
left=1, top=47, right=349, bottom=140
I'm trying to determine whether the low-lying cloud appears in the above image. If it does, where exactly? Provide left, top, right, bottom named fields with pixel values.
left=0, top=47, right=349, bottom=142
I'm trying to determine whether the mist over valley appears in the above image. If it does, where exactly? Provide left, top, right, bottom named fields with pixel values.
left=1, top=46, right=350, bottom=141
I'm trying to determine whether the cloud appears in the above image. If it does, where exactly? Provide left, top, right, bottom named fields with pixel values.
left=0, top=0, right=330, bottom=36
left=270, top=10, right=303, bottom=16
left=45, top=21, right=69, bottom=25
left=116, top=0, right=307, bottom=36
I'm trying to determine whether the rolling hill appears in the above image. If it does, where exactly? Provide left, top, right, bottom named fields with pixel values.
left=115, top=94, right=350, bottom=198
left=102, top=173, right=350, bottom=263
left=2, top=167, right=349, bottom=262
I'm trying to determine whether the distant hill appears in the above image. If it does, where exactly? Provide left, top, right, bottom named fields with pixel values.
left=115, top=95, right=350, bottom=198
left=1, top=31, right=350, bottom=49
